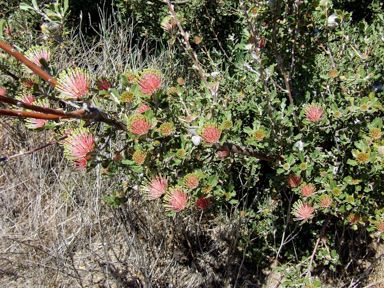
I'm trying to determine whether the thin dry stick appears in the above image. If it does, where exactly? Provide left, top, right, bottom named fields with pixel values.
left=271, top=0, right=301, bottom=131
left=0, top=135, right=68, bottom=163
left=165, top=1, right=215, bottom=103
left=306, top=216, right=331, bottom=277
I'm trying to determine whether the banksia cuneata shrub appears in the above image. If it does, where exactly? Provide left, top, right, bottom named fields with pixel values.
left=142, top=174, right=168, bottom=200
left=200, top=123, right=222, bottom=144
left=137, top=69, right=162, bottom=95
left=25, top=46, right=50, bottom=67
left=127, top=114, right=151, bottom=135
left=62, top=128, right=95, bottom=170
left=56, top=68, right=91, bottom=99
left=164, top=186, right=188, bottom=212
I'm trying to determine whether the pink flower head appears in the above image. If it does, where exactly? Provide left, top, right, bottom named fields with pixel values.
left=183, top=173, right=200, bottom=189
left=5, top=27, right=12, bottom=34
left=137, top=69, right=162, bottom=95
left=304, top=104, right=324, bottom=122
left=348, top=214, right=359, bottom=224
left=287, top=174, right=301, bottom=188
left=193, top=36, right=202, bottom=44
left=25, top=46, right=50, bottom=67
left=56, top=68, right=91, bottom=99
left=300, top=183, right=315, bottom=197
left=63, top=128, right=95, bottom=170
left=200, top=123, right=222, bottom=144
left=218, top=150, right=230, bottom=159
left=136, top=104, right=151, bottom=114
left=143, top=174, right=168, bottom=200
left=177, top=77, right=185, bottom=85
left=127, top=114, right=151, bottom=135
left=25, top=99, right=49, bottom=129
left=196, top=195, right=211, bottom=211
left=317, top=194, right=332, bottom=208
left=292, top=200, right=315, bottom=222
left=16, top=93, right=35, bottom=105
left=96, top=78, right=113, bottom=90
left=164, top=186, right=188, bottom=212
left=21, top=77, right=37, bottom=89
left=124, top=70, right=137, bottom=84
left=161, top=16, right=176, bottom=31
left=0, top=87, right=6, bottom=96
left=159, top=122, right=174, bottom=136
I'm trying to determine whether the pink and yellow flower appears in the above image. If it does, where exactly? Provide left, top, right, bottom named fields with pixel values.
left=317, top=194, right=332, bottom=208
left=196, top=195, right=211, bottom=211
left=25, top=99, right=49, bottom=129
left=304, top=104, right=324, bottom=122
left=16, top=93, right=35, bottom=105
left=164, top=186, right=188, bottom=212
left=292, top=200, right=315, bottom=222
left=143, top=174, right=168, bottom=200
left=137, top=69, right=162, bottom=95
left=63, top=128, right=95, bottom=170
left=287, top=174, right=301, bottom=188
left=183, top=173, right=200, bottom=189
left=132, top=150, right=147, bottom=165
left=127, top=114, right=151, bottom=135
left=300, top=183, right=315, bottom=197
left=25, top=46, right=50, bottom=67
left=136, top=104, right=151, bottom=114
left=56, top=68, right=91, bottom=99
left=200, top=123, right=222, bottom=144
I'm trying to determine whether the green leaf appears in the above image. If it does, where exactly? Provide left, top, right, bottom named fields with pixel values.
left=347, top=159, right=357, bottom=166
left=208, top=175, right=219, bottom=187
left=31, top=0, right=39, bottom=9
left=64, top=0, right=69, bottom=12
left=243, top=127, right=253, bottom=135
left=0, top=19, right=5, bottom=40
left=20, top=2, right=34, bottom=10
left=180, top=134, right=186, bottom=149
left=144, top=109, right=154, bottom=121
left=131, top=83, right=140, bottom=96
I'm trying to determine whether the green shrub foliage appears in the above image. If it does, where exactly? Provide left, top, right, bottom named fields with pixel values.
left=1, top=0, right=384, bottom=285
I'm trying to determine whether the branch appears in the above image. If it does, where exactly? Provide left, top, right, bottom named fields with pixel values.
left=0, top=135, right=68, bottom=164
left=213, top=142, right=282, bottom=162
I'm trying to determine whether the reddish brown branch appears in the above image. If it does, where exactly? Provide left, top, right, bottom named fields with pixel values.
left=0, top=109, right=72, bottom=120
left=213, top=142, right=282, bottom=162
left=0, top=40, right=59, bottom=87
